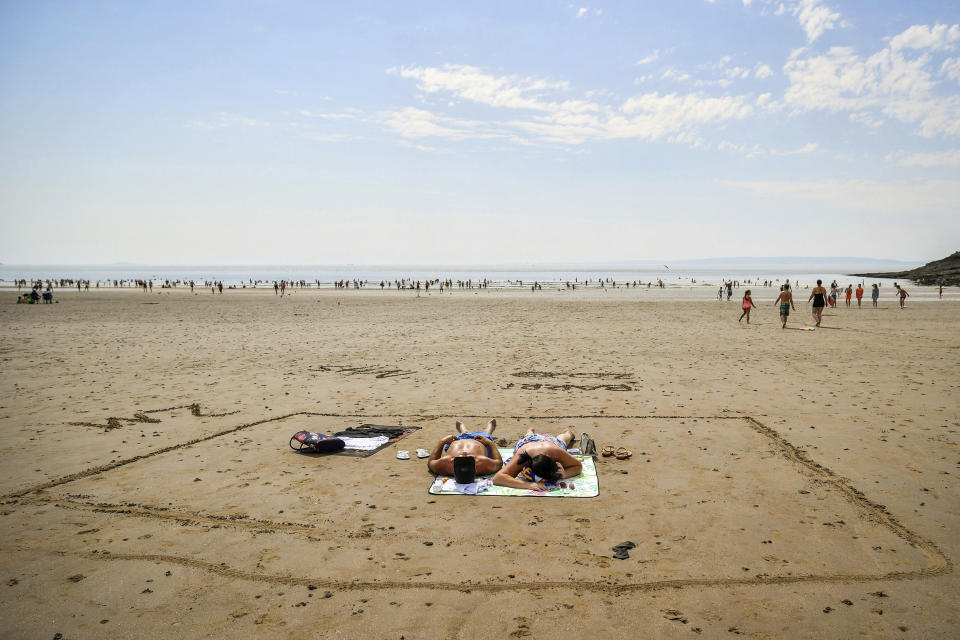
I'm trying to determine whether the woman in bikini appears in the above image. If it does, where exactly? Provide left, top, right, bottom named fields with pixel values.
left=493, top=427, right=582, bottom=491
left=738, top=290, right=756, bottom=324
left=808, top=279, right=827, bottom=327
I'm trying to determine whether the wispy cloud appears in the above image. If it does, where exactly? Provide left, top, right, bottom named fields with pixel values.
left=889, top=24, right=960, bottom=51
left=777, top=0, right=843, bottom=43
left=886, top=149, right=960, bottom=167
left=784, top=28, right=960, bottom=138
left=636, top=50, right=661, bottom=66
left=386, top=64, right=755, bottom=148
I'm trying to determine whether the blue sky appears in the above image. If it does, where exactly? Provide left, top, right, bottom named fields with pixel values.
left=1, top=0, right=958, bottom=264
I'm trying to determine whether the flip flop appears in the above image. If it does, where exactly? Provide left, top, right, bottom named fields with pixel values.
left=615, top=447, right=632, bottom=460
left=601, top=446, right=615, bottom=457
left=396, top=450, right=410, bottom=460
left=416, top=448, right=429, bottom=458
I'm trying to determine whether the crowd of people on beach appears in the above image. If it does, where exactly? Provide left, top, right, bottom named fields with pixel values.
left=734, top=278, right=915, bottom=328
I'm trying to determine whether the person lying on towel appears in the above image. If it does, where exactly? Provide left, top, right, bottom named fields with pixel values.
left=493, top=427, right=582, bottom=491
left=427, top=419, right=503, bottom=479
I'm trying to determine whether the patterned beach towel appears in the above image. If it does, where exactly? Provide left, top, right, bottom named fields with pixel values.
left=428, top=448, right=599, bottom=498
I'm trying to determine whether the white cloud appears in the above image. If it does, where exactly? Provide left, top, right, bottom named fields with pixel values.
left=577, top=7, right=588, bottom=18
left=390, top=65, right=571, bottom=112
left=636, top=50, right=660, bottom=66
left=387, top=65, right=756, bottom=148
left=754, top=63, right=774, bottom=79
left=886, top=149, right=960, bottom=167
left=783, top=43, right=960, bottom=137
left=743, top=0, right=753, bottom=5
left=889, top=24, right=960, bottom=52
left=849, top=111, right=883, bottom=129
left=718, top=141, right=817, bottom=157
left=941, top=57, right=960, bottom=83
left=779, top=0, right=842, bottom=43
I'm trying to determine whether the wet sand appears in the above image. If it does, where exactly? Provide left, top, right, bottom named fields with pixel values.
left=0, top=287, right=957, bottom=638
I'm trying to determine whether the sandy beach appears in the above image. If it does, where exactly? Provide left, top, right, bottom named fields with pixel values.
left=0, top=286, right=957, bottom=638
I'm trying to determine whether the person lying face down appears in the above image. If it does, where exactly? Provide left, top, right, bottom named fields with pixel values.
left=427, top=419, right=504, bottom=479
left=493, top=427, right=583, bottom=491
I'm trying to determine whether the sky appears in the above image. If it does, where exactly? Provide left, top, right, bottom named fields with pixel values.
left=0, top=0, right=958, bottom=265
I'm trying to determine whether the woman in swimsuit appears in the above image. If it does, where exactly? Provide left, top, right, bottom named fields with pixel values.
left=493, top=427, right=582, bottom=491
left=773, top=285, right=795, bottom=329
left=808, top=279, right=827, bottom=327
left=871, top=283, right=879, bottom=308
left=738, top=290, right=756, bottom=324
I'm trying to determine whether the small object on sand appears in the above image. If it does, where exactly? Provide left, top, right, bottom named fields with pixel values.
left=615, top=447, right=633, bottom=460
left=611, top=541, right=636, bottom=560
left=601, top=446, right=615, bottom=457
left=396, top=450, right=410, bottom=460
left=416, top=448, right=429, bottom=458
left=579, top=432, right=598, bottom=459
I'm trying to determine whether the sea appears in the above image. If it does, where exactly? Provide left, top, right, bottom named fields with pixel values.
left=0, top=262, right=938, bottom=296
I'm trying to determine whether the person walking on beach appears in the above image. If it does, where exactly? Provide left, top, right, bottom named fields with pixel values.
left=856, top=284, right=864, bottom=308
left=726, top=282, right=733, bottom=301
left=493, top=427, right=581, bottom=491
left=427, top=419, right=503, bottom=478
left=809, top=279, right=827, bottom=327
left=871, top=283, right=879, bottom=307
left=845, top=285, right=853, bottom=307
left=774, top=285, right=795, bottom=329
left=895, top=283, right=909, bottom=308
left=738, top=290, right=756, bottom=324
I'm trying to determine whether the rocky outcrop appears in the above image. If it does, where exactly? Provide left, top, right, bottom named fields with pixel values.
left=853, top=251, right=960, bottom=286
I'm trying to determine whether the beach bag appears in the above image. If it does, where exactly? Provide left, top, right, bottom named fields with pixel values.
left=289, top=431, right=345, bottom=453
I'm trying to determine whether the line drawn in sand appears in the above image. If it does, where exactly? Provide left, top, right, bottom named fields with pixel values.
left=5, top=411, right=951, bottom=593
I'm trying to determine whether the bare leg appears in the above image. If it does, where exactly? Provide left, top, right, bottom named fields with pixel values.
left=485, top=418, right=497, bottom=435
left=525, top=427, right=536, bottom=436
left=557, top=427, right=575, bottom=448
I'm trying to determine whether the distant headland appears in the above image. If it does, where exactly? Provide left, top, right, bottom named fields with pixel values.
left=852, top=251, right=959, bottom=286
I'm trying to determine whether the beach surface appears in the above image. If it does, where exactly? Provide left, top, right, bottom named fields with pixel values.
left=0, top=287, right=957, bottom=638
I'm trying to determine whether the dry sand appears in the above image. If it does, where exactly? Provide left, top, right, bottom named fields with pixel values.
left=0, top=286, right=957, bottom=638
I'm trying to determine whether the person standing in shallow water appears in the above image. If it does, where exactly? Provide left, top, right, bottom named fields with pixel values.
left=809, top=279, right=827, bottom=327
left=774, top=285, right=795, bottom=329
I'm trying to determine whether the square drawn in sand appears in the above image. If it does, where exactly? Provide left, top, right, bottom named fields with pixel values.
left=27, top=414, right=946, bottom=594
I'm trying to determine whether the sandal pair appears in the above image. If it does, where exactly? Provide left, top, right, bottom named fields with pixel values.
left=601, top=446, right=632, bottom=460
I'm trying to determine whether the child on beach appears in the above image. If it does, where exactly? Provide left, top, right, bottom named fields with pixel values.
left=871, top=283, right=879, bottom=307
left=738, top=290, right=756, bottom=324
left=856, top=284, right=864, bottom=307
left=773, top=285, right=795, bottom=329
left=895, top=283, right=909, bottom=308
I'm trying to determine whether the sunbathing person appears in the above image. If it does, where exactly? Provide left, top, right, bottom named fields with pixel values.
left=493, top=427, right=582, bottom=491
left=427, top=419, right=503, bottom=478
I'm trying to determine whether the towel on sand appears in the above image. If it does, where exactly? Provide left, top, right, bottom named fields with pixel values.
left=428, top=448, right=599, bottom=498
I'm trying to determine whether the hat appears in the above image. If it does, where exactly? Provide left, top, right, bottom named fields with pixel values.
left=453, top=456, right=476, bottom=484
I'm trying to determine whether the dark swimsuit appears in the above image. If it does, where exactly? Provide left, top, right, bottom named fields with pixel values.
left=812, top=292, right=825, bottom=308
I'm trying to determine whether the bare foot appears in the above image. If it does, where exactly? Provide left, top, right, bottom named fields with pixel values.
left=486, top=418, right=496, bottom=434
left=456, top=421, right=466, bottom=433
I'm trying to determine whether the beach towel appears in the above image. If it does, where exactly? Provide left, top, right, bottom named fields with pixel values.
left=428, top=448, right=599, bottom=497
